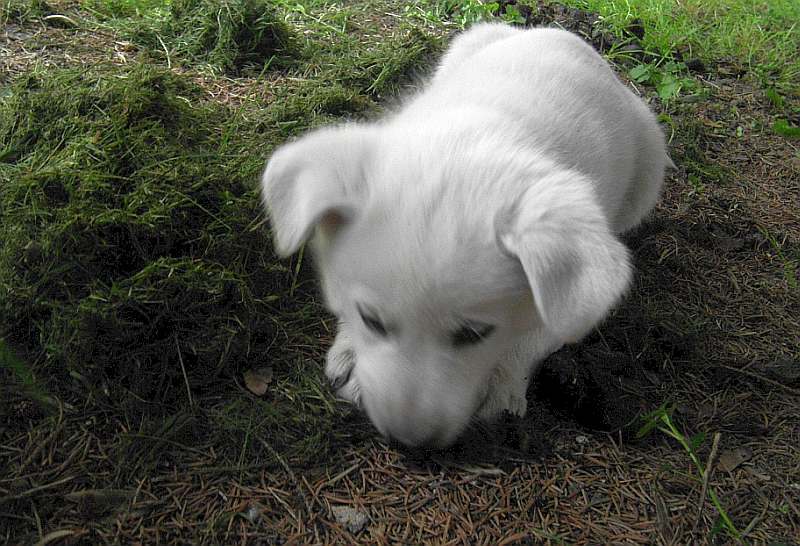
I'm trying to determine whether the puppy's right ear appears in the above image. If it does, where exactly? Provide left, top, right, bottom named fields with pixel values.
left=261, top=125, right=374, bottom=257
left=496, top=171, right=632, bottom=343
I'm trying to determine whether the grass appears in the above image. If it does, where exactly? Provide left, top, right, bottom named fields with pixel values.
left=111, top=0, right=303, bottom=74
left=403, top=0, right=507, bottom=28
left=1, top=0, right=55, bottom=23
left=761, top=228, right=799, bottom=290
left=638, top=404, right=740, bottom=541
left=0, top=0, right=440, bottom=391
left=560, top=0, right=800, bottom=95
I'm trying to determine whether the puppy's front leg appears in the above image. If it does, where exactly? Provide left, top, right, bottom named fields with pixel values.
left=325, top=323, right=361, bottom=407
left=477, top=337, right=563, bottom=421
left=477, top=358, right=531, bottom=420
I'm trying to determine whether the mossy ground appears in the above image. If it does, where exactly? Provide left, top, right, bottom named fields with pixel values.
left=1, top=0, right=798, bottom=544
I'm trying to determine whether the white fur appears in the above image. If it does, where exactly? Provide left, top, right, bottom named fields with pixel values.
left=261, top=24, right=670, bottom=447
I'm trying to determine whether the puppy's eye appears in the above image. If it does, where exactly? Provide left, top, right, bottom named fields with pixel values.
left=357, top=305, right=388, bottom=337
left=451, top=323, right=495, bottom=347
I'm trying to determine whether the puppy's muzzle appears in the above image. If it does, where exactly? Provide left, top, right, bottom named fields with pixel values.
left=359, top=389, right=470, bottom=448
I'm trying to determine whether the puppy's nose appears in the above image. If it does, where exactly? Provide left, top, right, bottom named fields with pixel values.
left=362, top=398, right=443, bottom=447
left=373, top=412, right=458, bottom=448
left=383, top=425, right=445, bottom=448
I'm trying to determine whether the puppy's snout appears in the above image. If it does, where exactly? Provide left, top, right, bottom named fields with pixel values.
left=369, top=407, right=449, bottom=448
left=381, top=420, right=446, bottom=448
left=361, top=388, right=468, bottom=448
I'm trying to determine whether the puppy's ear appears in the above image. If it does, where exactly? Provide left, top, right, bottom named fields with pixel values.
left=261, top=125, right=374, bottom=257
left=497, top=172, right=632, bottom=343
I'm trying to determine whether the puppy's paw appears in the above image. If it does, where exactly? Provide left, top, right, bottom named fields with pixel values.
left=325, top=331, right=361, bottom=407
left=477, top=366, right=528, bottom=421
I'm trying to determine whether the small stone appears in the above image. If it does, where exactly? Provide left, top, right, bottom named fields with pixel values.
left=331, top=505, right=369, bottom=534
left=243, top=366, right=273, bottom=396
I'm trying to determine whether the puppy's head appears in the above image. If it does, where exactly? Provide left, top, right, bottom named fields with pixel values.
left=262, top=124, right=631, bottom=447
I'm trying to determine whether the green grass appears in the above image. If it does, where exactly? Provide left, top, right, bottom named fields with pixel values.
left=638, top=405, right=741, bottom=541
left=82, top=0, right=303, bottom=74
left=0, top=59, right=364, bottom=459
left=1, top=0, right=54, bottom=23
left=403, top=0, right=505, bottom=28
left=561, top=0, right=800, bottom=95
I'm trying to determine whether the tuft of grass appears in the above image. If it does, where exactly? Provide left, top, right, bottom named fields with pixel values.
left=345, top=28, right=442, bottom=98
left=95, top=0, right=303, bottom=74
left=81, top=0, right=168, bottom=19
left=760, top=228, right=799, bottom=289
left=404, top=0, right=500, bottom=28
left=638, top=404, right=741, bottom=541
left=560, top=0, right=800, bottom=95
left=772, top=118, right=800, bottom=139
left=1, top=0, right=53, bottom=23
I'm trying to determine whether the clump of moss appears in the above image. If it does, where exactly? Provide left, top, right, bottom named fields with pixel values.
left=0, top=65, right=291, bottom=402
left=132, top=0, right=302, bottom=74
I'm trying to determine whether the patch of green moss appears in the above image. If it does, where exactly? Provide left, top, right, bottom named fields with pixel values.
left=0, top=64, right=292, bottom=401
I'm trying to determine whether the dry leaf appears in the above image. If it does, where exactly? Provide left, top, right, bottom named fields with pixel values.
left=331, top=505, right=369, bottom=533
left=717, top=446, right=753, bottom=472
left=64, top=489, right=135, bottom=517
left=244, top=366, right=273, bottom=396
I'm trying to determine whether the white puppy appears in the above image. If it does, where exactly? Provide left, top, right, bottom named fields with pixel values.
left=261, top=23, right=670, bottom=447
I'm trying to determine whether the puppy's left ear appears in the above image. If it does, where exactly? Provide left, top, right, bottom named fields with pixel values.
left=497, top=172, right=632, bottom=343
left=261, top=124, right=374, bottom=257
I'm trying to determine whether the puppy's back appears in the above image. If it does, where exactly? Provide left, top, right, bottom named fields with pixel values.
left=403, top=24, right=668, bottom=232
